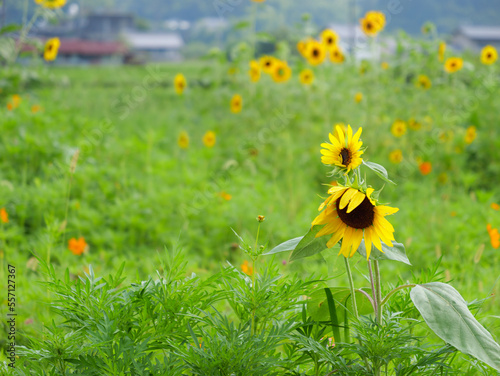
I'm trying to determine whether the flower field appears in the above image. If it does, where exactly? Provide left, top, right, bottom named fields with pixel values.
left=1, top=2, right=500, bottom=375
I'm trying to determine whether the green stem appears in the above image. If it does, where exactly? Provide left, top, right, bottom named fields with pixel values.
left=344, top=257, right=359, bottom=320
left=367, top=260, right=378, bottom=317
left=251, top=222, right=261, bottom=335
left=381, top=284, right=416, bottom=306
left=373, top=260, right=382, bottom=325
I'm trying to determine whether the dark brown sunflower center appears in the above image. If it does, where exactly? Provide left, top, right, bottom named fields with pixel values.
left=265, top=61, right=271, bottom=66
left=337, top=194, right=375, bottom=229
left=312, top=48, right=319, bottom=57
left=327, top=37, right=333, bottom=44
left=487, top=53, right=492, bottom=58
left=367, top=22, right=373, bottom=30
left=47, top=44, right=53, bottom=52
left=340, top=148, right=351, bottom=166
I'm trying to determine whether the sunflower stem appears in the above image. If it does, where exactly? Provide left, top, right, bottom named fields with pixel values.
left=373, top=260, right=383, bottom=325
left=251, top=222, right=261, bottom=336
left=344, top=257, right=359, bottom=320
left=367, top=260, right=378, bottom=317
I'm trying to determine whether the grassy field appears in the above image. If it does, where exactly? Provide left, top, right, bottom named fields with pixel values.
left=1, top=33, right=500, bottom=373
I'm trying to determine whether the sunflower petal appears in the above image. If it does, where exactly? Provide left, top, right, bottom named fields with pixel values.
left=364, top=227, right=373, bottom=260
left=349, top=229, right=364, bottom=257
left=339, top=188, right=358, bottom=210
left=346, top=191, right=366, bottom=213
left=327, top=223, right=346, bottom=248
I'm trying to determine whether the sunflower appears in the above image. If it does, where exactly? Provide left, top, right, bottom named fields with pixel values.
left=230, top=94, right=243, bottom=113
left=415, top=74, right=431, bottom=89
left=391, top=120, right=407, bottom=137
left=249, top=60, right=261, bottom=82
left=464, top=125, right=476, bottom=144
left=203, top=131, right=216, bottom=148
left=329, top=45, right=345, bottom=64
left=299, top=69, right=314, bottom=85
left=381, top=61, right=389, bottom=70
left=481, top=45, right=498, bottom=65
left=320, top=29, right=339, bottom=49
left=389, top=149, right=403, bottom=164
left=305, top=40, right=326, bottom=66
left=271, top=60, right=291, bottom=83
left=320, top=125, right=364, bottom=173
left=444, top=57, right=463, bottom=73
left=259, top=55, right=277, bottom=74
left=438, top=41, right=446, bottom=62
left=178, top=131, right=189, bottom=149
left=35, top=0, right=66, bottom=8
left=312, top=185, right=398, bottom=259
left=174, top=73, right=187, bottom=95
left=44, top=37, right=60, bottom=61
left=365, top=11, right=386, bottom=31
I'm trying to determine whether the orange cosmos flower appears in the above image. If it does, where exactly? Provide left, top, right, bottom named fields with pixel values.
left=68, top=237, right=88, bottom=255
left=0, top=208, right=8, bottom=223
left=419, top=161, right=432, bottom=175
left=241, top=260, right=254, bottom=276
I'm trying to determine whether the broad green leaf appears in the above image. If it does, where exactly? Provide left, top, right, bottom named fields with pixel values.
left=357, top=240, right=411, bottom=265
left=263, top=236, right=303, bottom=255
left=411, top=282, right=500, bottom=371
left=0, top=24, right=22, bottom=35
left=289, top=226, right=331, bottom=261
left=233, top=21, right=250, bottom=30
left=362, top=160, right=396, bottom=185
left=308, top=287, right=373, bottom=323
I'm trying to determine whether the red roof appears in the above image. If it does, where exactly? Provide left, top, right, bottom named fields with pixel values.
left=58, top=38, right=128, bottom=56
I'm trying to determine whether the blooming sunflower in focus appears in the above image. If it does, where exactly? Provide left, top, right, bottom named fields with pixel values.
left=35, top=0, right=66, bottom=8
left=271, top=60, right=291, bottom=83
left=415, top=74, right=431, bottom=89
left=444, top=57, right=463, bottom=73
left=44, top=37, right=60, bottom=61
left=230, top=94, right=242, bottom=113
left=312, top=185, right=398, bottom=259
left=320, top=29, right=339, bottom=49
left=320, top=125, right=364, bottom=173
left=259, top=56, right=276, bottom=74
left=299, top=69, right=314, bottom=85
left=174, top=73, right=187, bottom=95
left=330, top=45, right=345, bottom=63
left=249, top=60, right=261, bottom=82
left=481, top=45, right=498, bottom=65
left=305, top=41, right=326, bottom=66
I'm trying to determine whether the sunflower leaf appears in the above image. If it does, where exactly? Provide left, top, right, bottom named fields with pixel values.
left=263, top=236, right=303, bottom=255
left=289, top=225, right=332, bottom=262
left=411, top=282, right=500, bottom=371
left=362, top=160, right=396, bottom=185
left=357, top=240, right=411, bottom=265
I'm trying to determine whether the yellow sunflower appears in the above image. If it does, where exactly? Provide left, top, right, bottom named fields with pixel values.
left=230, top=94, right=242, bottom=114
left=174, top=73, right=187, bottom=95
left=354, top=92, right=363, bottom=103
left=305, top=40, right=326, bottom=66
left=365, top=11, right=386, bottom=31
left=35, top=0, right=66, bottom=8
left=481, top=45, right=498, bottom=65
left=320, top=125, right=364, bottom=173
left=329, top=45, right=345, bottom=64
left=391, top=120, right=407, bottom=137
left=389, top=149, right=403, bottom=164
left=43, top=37, right=60, bottom=61
left=312, top=185, right=399, bottom=259
left=320, top=29, right=339, bottom=49
left=259, top=56, right=277, bottom=74
left=203, top=131, right=216, bottom=148
left=415, top=74, right=431, bottom=89
left=249, top=60, right=261, bottom=82
left=464, top=125, right=477, bottom=144
left=271, top=60, right=291, bottom=83
left=178, top=131, right=189, bottom=149
left=444, top=57, right=463, bottom=73
left=299, top=69, right=314, bottom=85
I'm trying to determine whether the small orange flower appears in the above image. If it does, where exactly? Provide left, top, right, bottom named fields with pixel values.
left=7, top=103, right=13, bottom=111
left=486, top=224, right=500, bottom=249
left=0, top=208, right=8, bottom=223
left=219, top=191, right=232, bottom=201
left=241, top=260, right=254, bottom=276
left=491, top=203, right=500, bottom=211
left=68, top=237, right=88, bottom=255
left=31, top=104, right=42, bottom=113
left=419, top=161, right=432, bottom=175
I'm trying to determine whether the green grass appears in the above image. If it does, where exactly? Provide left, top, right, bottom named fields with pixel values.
left=1, top=35, right=500, bottom=372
